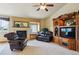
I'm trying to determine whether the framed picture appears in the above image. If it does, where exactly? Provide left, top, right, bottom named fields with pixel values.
left=14, top=21, right=29, bottom=28
left=22, top=22, right=29, bottom=27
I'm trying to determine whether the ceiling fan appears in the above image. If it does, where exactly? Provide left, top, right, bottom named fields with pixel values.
left=33, top=3, right=54, bottom=11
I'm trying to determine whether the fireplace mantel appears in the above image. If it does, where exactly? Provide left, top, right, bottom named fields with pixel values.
left=12, top=27, right=30, bottom=32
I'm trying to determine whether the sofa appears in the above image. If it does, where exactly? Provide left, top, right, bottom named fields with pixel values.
left=36, top=28, right=53, bottom=42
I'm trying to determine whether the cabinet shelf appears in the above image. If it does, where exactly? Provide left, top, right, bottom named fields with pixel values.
left=59, top=25, right=76, bottom=27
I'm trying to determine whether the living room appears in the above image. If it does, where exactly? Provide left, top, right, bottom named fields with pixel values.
left=0, top=3, right=79, bottom=55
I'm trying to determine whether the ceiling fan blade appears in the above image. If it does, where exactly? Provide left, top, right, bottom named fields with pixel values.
left=45, top=8, right=48, bottom=11
left=37, top=8, right=40, bottom=11
left=40, top=3, right=42, bottom=5
left=40, top=3, right=46, bottom=5
left=33, top=5, right=40, bottom=7
left=46, top=4, right=54, bottom=7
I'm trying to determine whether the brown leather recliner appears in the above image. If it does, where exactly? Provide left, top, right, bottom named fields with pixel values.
left=4, top=32, right=27, bottom=51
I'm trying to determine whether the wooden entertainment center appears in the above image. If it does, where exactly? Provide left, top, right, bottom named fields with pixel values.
left=53, top=11, right=79, bottom=51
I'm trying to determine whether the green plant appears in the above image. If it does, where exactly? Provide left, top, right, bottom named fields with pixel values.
left=42, top=28, right=48, bottom=32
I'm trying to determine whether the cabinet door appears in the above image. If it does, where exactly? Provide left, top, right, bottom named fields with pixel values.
left=68, top=39, right=76, bottom=50
left=76, top=40, right=79, bottom=51
left=76, top=26, right=79, bottom=51
left=76, top=14, right=79, bottom=51
left=54, top=37, right=59, bottom=44
left=59, top=39, right=62, bottom=45
left=76, top=14, right=79, bottom=25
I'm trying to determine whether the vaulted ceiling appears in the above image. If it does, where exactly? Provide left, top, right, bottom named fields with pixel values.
left=0, top=3, right=66, bottom=19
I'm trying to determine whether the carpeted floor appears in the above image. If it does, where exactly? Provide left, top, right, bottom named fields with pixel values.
left=0, top=40, right=79, bottom=55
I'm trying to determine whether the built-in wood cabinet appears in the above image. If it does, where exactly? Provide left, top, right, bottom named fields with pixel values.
left=53, top=11, right=79, bottom=51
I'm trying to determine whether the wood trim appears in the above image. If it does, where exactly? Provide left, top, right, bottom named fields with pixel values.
left=76, top=40, right=79, bottom=51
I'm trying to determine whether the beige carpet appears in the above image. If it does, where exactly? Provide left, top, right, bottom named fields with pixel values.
left=0, top=40, right=79, bottom=55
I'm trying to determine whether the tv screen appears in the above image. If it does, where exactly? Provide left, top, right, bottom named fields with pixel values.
left=60, top=27, right=75, bottom=39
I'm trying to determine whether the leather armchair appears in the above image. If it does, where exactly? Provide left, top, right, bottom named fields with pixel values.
left=4, top=32, right=27, bottom=51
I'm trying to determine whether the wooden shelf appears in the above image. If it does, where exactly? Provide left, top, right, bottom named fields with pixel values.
left=59, top=25, right=76, bottom=27
left=12, top=27, right=30, bottom=31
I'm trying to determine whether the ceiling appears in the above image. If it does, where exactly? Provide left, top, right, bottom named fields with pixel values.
left=0, top=3, right=66, bottom=19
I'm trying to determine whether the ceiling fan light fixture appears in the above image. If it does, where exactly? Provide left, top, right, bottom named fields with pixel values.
left=40, top=5, right=46, bottom=9
left=33, top=3, right=54, bottom=11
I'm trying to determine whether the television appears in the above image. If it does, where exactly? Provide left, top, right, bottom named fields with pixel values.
left=60, top=27, right=75, bottom=39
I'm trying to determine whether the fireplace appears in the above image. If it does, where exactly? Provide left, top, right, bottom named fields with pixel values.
left=16, top=30, right=27, bottom=39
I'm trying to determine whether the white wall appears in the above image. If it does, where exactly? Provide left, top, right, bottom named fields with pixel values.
left=46, top=3, right=79, bottom=32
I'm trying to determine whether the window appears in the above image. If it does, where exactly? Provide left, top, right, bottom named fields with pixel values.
left=0, top=18, right=9, bottom=37
left=30, top=22, right=40, bottom=33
